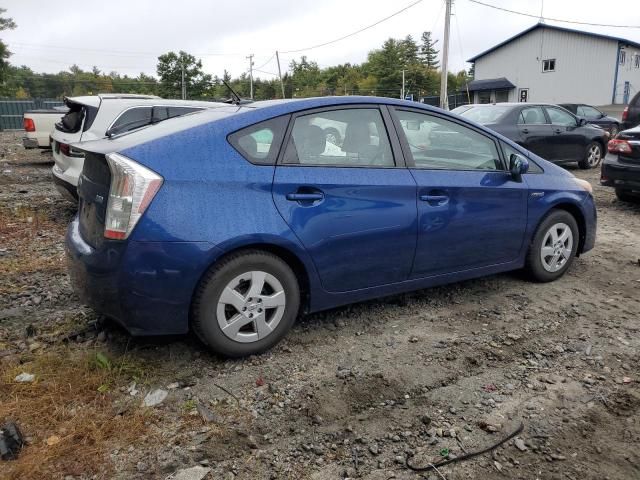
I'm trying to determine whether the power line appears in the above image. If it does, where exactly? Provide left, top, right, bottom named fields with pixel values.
left=280, top=0, right=425, bottom=54
left=467, top=0, right=640, bottom=28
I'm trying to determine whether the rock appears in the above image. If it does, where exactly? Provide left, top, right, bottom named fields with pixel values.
left=14, top=372, right=35, bottom=383
left=494, top=460, right=503, bottom=472
left=336, top=368, right=351, bottom=379
left=312, top=415, right=323, bottom=425
left=169, top=465, right=212, bottom=480
left=196, top=403, right=220, bottom=423
left=369, top=444, right=379, bottom=455
left=421, top=415, right=432, bottom=426
left=46, top=435, right=60, bottom=446
left=0, top=422, right=24, bottom=460
left=550, top=453, right=566, bottom=461
left=136, top=461, right=148, bottom=472
left=514, top=438, right=527, bottom=452
left=143, top=389, right=168, bottom=407
left=409, top=336, right=419, bottom=343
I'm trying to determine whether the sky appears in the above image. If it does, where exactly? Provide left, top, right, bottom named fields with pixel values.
left=3, top=0, right=640, bottom=80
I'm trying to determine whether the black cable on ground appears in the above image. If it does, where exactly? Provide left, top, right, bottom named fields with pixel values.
left=405, top=422, right=524, bottom=472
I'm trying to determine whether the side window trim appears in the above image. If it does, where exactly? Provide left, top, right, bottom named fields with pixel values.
left=388, top=105, right=505, bottom=171
left=276, top=104, right=400, bottom=168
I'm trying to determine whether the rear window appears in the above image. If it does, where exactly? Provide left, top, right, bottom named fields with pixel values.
left=460, top=106, right=511, bottom=124
left=228, top=115, right=290, bottom=165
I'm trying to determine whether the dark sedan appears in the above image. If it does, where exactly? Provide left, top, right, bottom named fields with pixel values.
left=559, top=103, right=620, bottom=137
left=622, top=90, right=640, bottom=130
left=601, top=126, right=640, bottom=202
left=459, top=103, right=609, bottom=169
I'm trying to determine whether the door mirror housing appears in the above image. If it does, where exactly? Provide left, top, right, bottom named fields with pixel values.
left=578, top=117, right=587, bottom=126
left=509, top=153, right=529, bottom=182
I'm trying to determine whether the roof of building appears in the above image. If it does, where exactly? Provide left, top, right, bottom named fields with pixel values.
left=467, top=23, right=640, bottom=62
left=464, top=77, right=515, bottom=92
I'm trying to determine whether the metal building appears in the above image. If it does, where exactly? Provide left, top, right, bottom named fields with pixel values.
left=466, top=23, right=640, bottom=107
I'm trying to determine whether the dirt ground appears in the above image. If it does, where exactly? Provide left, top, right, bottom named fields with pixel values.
left=1, top=130, right=639, bottom=480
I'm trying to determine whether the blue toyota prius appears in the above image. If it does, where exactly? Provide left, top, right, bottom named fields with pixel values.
left=66, top=96, right=596, bottom=357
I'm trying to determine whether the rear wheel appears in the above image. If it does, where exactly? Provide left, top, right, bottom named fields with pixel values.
left=579, top=142, right=603, bottom=169
left=192, top=251, right=300, bottom=357
left=615, top=188, right=638, bottom=203
left=525, top=210, right=579, bottom=282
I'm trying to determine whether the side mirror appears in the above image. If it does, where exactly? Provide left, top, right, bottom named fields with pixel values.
left=509, top=153, right=529, bottom=182
left=578, top=117, right=587, bottom=126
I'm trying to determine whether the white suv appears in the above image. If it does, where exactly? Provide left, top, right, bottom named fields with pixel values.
left=51, top=94, right=222, bottom=201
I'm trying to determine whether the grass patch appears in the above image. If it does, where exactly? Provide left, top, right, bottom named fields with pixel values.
left=0, top=347, right=156, bottom=479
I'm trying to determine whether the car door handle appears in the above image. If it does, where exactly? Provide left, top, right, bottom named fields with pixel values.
left=554, top=128, right=562, bottom=134
left=286, top=192, right=324, bottom=202
left=420, top=194, right=449, bottom=205
left=521, top=128, right=529, bottom=134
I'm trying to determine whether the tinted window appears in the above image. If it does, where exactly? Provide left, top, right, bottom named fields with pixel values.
left=396, top=110, right=501, bottom=171
left=576, top=105, right=601, bottom=119
left=167, top=106, right=201, bottom=118
left=283, top=108, right=394, bottom=167
left=460, top=106, right=511, bottom=124
left=109, top=107, right=152, bottom=135
left=501, top=141, right=543, bottom=173
left=518, top=107, right=547, bottom=125
left=228, top=115, right=289, bottom=165
left=546, top=107, right=577, bottom=126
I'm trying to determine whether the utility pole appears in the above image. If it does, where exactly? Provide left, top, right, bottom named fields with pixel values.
left=276, top=51, right=285, bottom=99
left=181, top=61, right=186, bottom=100
left=247, top=53, right=254, bottom=100
left=401, top=69, right=405, bottom=99
left=439, top=0, right=452, bottom=110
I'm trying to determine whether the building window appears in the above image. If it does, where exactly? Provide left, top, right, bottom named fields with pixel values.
left=635, top=54, right=640, bottom=69
left=542, top=59, right=556, bottom=72
left=619, top=50, right=626, bottom=65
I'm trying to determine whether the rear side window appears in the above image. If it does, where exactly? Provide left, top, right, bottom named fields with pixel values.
left=228, top=115, right=290, bottom=165
left=108, top=107, right=152, bottom=136
left=167, top=106, right=201, bottom=118
left=518, top=107, right=547, bottom=125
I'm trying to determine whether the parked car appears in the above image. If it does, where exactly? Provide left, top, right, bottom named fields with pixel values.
left=22, top=107, right=67, bottom=149
left=51, top=94, right=221, bottom=201
left=459, top=103, right=609, bottom=169
left=621, top=90, right=640, bottom=130
left=601, top=125, right=640, bottom=202
left=558, top=103, right=620, bottom=136
left=66, top=96, right=596, bottom=357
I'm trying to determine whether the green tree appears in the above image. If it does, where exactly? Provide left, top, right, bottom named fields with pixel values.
left=419, top=31, right=439, bottom=69
left=0, top=8, right=16, bottom=85
left=156, top=51, right=213, bottom=99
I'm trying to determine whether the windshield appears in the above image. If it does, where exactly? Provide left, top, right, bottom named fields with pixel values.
left=460, top=105, right=512, bottom=124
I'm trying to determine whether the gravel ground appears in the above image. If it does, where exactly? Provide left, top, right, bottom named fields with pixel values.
left=1, top=130, right=639, bottom=480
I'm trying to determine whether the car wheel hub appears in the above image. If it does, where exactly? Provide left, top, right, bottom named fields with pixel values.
left=216, top=271, right=286, bottom=343
left=540, top=222, right=573, bottom=273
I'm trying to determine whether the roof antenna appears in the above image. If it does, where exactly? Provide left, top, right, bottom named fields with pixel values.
left=222, top=79, right=242, bottom=105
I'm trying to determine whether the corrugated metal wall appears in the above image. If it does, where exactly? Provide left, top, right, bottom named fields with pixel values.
left=0, top=98, right=65, bottom=130
left=474, top=28, right=618, bottom=106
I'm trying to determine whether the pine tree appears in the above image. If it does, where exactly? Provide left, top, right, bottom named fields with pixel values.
left=419, top=31, right=440, bottom=70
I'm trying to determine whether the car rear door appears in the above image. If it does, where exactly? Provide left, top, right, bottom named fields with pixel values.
left=271, top=105, right=418, bottom=293
left=390, top=107, right=528, bottom=278
left=544, top=106, right=585, bottom=161
left=516, top=106, right=553, bottom=159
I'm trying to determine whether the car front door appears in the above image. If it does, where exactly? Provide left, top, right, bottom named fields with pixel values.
left=516, top=106, right=553, bottom=159
left=271, top=106, right=417, bottom=293
left=391, top=107, right=528, bottom=278
left=545, top=106, right=585, bottom=161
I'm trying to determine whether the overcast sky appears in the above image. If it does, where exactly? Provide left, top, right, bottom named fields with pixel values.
left=3, top=0, right=640, bottom=80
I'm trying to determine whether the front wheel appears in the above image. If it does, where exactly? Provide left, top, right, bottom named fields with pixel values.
left=579, top=142, right=603, bottom=169
left=525, top=210, right=579, bottom=282
left=192, top=251, right=300, bottom=357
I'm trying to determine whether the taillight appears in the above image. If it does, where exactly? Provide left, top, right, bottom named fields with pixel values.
left=104, top=153, right=163, bottom=240
left=23, top=118, right=35, bottom=132
left=608, top=138, right=632, bottom=154
left=59, top=142, right=85, bottom=158
left=622, top=106, right=629, bottom=121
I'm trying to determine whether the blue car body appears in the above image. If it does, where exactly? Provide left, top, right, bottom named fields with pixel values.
left=66, top=97, right=596, bottom=336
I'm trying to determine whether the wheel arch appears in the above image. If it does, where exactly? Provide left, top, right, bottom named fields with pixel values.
left=541, top=202, right=588, bottom=255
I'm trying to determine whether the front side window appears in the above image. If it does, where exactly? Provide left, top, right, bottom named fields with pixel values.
left=518, top=107, right=547, bottom=125
left=228, top=115, right=289, bottom=165
left=282, top=108, right=394, bottom=167
left=109, top=107, right=152, bottom=136
left=576, top=105, right=602, bottom=119
left=395, top=109, right=502, bottom=171
left=542, top=59, right=556, bottom=72
left=546, top=107, right=577, bottom=126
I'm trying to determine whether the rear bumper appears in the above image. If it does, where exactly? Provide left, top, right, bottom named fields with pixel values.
left=65, top=217, right=223, bottom=336
left=22, top=137, right=39, bottom=149
left=52, top=171, right=78, bottom=202
left=601, top=154, right=640, bottom=192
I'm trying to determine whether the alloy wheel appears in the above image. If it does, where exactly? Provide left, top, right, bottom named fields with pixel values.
left=587, top=144, right=602, bottom=167
left=216, top=271, right=286, bottom=343
left=540, top=222, right=574, bottom=273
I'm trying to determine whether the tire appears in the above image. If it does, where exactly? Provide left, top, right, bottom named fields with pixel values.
left=192, top=250, right=300, bottom=357
left=324, top=128, right=342, bottom=146
left=525, top=210, right=579, bottom=282
left=615, top=188, right=638, bottom=203
left=579, top=142, right=603, bottom=169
